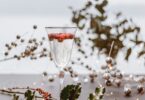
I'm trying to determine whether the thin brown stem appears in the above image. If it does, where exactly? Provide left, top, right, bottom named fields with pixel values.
left=0, top=89, right=42, bottom=98
left=0, top=57, right=15, bottom=62
left=109, top=41, right=115, bottom=57
left=0, top=88, right=57, bottom=100
left=0, top=50, right=49, bottom=63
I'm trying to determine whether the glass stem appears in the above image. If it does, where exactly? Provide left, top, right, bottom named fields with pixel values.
left=60, top=76, right=64, bottom=90
left=58, top=67, right=65, bottom=100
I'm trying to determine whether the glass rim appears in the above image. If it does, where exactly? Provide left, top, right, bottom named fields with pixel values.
left=45, top=26, right=77, bottom=29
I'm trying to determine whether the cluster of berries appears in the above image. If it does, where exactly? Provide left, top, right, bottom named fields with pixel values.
left=36, top=88, right=52, bottom=100
left=101, top=57, right=145, bottom=97
left=48, top=33, right=74, bottom=42
left=101, top=57, right=123, bottom=87
left=3, top=33, right=49, bottom=61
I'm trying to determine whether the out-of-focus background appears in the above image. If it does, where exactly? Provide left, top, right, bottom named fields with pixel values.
left=0, top=0, right=144, bottom=74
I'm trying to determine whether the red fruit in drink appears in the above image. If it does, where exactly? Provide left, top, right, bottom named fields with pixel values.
left=69, top=34, right=74, bottom=39
left=58, top=39, right=63, bottom=42
left=65, top=34, right=70, bottom=39
left=60, top=33, right=66, bottom=39
left=54, top=34, right=60, bottom=39
left=48, top=34, right=53, bottom=41
left=59, top=38, right=64, bottom=42
left=48, top=33, right=74, bottom=42
left=48, top=34, right=51, bottom=38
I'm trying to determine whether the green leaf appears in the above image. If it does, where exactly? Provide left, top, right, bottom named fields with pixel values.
left=99, top=95, right=103, bottom=99
left=88, top=94, right=95, bottom=100
left=102, top=87, right=106, bottom=94
left=95, top=0, right=108, bottom=15
left=24, top=90, right=35, bottom=100
left=95, top=87, right=100, bottom=94
left=116, top=12, right=122, bottom=18
left=138, top=51, right=145, bottom=58
left=88, top=86, right=106, bottom=100
left=85, top=1, right=92, bottom=8
left=125, top=48, right=132, bottom=60
left=60, top=83, right=81, bottom=100
left=12, top=94, right=19, bottom=100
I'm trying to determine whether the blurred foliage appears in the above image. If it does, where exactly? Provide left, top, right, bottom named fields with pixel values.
left=88, top=86, right=105, bottom=100
left=24, top=90, right=35, bottom=100
left=12, top=94, right=19, bottom=100
left=60, top=84, right=105, bottom=100
left=60, top=83, right=81, bottom=100
left=70, top=0, right=145, bottom=60
left=0, top=87, right=53, bottom=100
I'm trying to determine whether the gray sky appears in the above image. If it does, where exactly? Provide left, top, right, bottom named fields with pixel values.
left=0, top=0, right=144, bottom=17
left=0, top=0, right=82, bottom=16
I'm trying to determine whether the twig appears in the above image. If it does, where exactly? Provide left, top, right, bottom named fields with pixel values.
left=0, top=89, right=42, bottom=98
left=0, top=57, right=15, bottom=63
left=0, top=50, right=49, bottom=63
left=0, top=88, right=57, bottom=100
left=109, top=41, right=115, bottom=57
